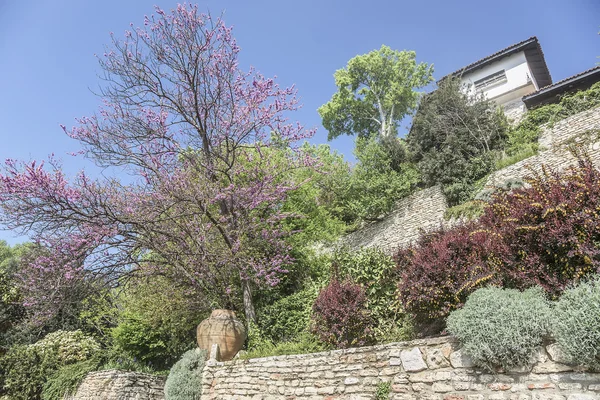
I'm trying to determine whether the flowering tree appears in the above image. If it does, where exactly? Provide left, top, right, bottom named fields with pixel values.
left=0, top=5, right=314, bottom=323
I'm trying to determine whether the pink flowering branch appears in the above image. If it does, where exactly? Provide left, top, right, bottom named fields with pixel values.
left=0, top=4, right=315, bottom=324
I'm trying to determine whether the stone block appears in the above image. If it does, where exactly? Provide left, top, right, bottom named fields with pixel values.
left=344, top=377, right=360, bottom=385
left=400, top=347, right=428, bottom=372
left=449, top=350, right=475, bottom=368
left=426, top=347, right=451, bottom=369
left=567, top=395, right=598, bottom=400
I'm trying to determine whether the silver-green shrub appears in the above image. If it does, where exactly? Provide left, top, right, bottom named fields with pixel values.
left=164, top=348, right=207, bottom=400
left=552, top=276, right=600, bottom=370
left=446, top=286, right=551, bottom=371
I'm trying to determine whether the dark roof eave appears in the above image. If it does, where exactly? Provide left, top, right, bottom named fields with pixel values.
left=438, top=37, right=552, bottom=88
left=522, top=66, right=600, bottom=106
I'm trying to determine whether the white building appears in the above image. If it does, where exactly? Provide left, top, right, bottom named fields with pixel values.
left=440, top=37, right=552, bottom=122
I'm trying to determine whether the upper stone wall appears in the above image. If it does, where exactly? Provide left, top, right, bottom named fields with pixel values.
left=341, top=106, right=600, bottom=255
left=487, top=106, right=600, bottom=187
left=339, top=186, right=448, bottom=254
left=201, top=336, right=600, bottom=399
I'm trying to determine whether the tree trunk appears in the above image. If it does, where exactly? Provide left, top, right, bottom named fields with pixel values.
left=241, top=279, right=256, bottom=324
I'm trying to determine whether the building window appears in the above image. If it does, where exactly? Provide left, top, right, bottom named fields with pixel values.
left=474, top=70, right=507, bottom=91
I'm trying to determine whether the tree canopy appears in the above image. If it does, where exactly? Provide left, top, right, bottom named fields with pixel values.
left=0, top=5, right=314, bottom=323
left=318, top=45, right=434, bottom=140
left=407, top=77, right=508, bottom=204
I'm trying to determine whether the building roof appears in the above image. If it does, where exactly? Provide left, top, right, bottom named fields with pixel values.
left=439, top=37, right=552, bottom=88
left=522, top=65, right=600, bottom=108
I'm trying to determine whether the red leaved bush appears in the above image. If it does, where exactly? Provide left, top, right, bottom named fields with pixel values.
left=480, top=159, right=600, bottom=294
left=311, top=278, right=374, bottom=349
left=397, top=158, right=600, bottom=325
left=396, top=222, right=502, bottom=321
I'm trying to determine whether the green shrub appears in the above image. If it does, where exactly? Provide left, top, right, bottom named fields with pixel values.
left=552, top=276, right=600, bottom=370
left=375, top=381, right=391, bottom=400
left=243, top=331, right=326, bottom=359
left=334, top=248, right=411, bottom=342
left=30, top=330, right=101, bottom=364
left=506, top=82, right=600, bottom=156
left=0, top=330, right=100, bottom=400
left=42, top=357, right=101, bottom=400
left=0, top=344, right=45, bottom=400
left=164, top=348, right=207, bottom=400
left=443, top=200, right=486, bottom=221
left=257, top=285, right=319, bottom=343
left=110, top=276, right=207, bottom=370
left=447, top=287, right=551, bottom=371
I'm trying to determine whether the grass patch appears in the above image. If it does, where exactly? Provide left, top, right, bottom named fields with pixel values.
left=495, top=146, right=538, bottom=170
left=241, top=333, right=327, bottom=359
left=444, top=200, right=485, bottom=221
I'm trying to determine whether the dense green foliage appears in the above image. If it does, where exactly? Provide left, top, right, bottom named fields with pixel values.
left=244, top=329, right=326, bottom=359
left=408, top=77, right=508, bottom=205
left=507, top=81, right=600, bottom=155
left=257, top=285, right=319, bottom=343
left=164, top=349, right=206, bottom=400
left=334, top=248, right=413, bottom=341
left=319, top=45, right=433, bottom=140
left=0, top=241, right=26, bottom=351
left=110, top=276, right=208, bottom=370
left=552, top=276, right=600, bottom=370
left=345, top=136, right=420, bottom=221
left=42, top=357, right=102, bottom=400
left=281, top=144, right=350, bottom=245
left=447, top=287, right=551, bottom=371
left=0, top=330, right=100, bottom=400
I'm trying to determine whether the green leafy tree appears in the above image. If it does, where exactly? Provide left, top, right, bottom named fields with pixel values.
left=110, top=275, right=209, bottom=370
left=346, top=136, right=420, bottom=221
left=407, top=77, right=508, bottom=205
left=281, top=143, right=351, bottom=246
left=319, top=45, right=434, bottom=140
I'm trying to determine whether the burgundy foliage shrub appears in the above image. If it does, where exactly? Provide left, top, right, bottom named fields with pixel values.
left=480, top=159, right=600, bottom=295
left=396, top=222, right=502, bottom=321
left=311, top=278, right=374, bottom=349
left=397, top=158, right=600, bottom=325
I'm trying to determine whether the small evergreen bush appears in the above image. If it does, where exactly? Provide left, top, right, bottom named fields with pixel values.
left=311, top=278, right=374, bottom=349
left=552, top=276, right=600, bottom=370
left=164, top=348, right=207, bottom=400
left=42, top=357, right=101, bottom=400
left=446, top=286, right=551, bottom=371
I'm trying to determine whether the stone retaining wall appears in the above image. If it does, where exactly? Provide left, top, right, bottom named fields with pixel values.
left=339, top=186, right=448, bottom=254
left=67, top=370, right=165, bottom=400
left=486, top=106, right=600, bottom=187
left=341, top=106, right=600, bottom=255
left=201, top=336, right=600, bottom=400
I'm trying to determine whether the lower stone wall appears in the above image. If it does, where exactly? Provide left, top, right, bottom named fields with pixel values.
left=201, top=336, right=600, bottom=400
left=67, top=370, right=165, bottom=400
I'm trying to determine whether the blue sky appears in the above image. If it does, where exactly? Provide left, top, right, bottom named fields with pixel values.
left=0, top=0, right=598, bottom=244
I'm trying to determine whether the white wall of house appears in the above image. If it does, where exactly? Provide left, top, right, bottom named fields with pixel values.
left=459, top=51, right=538, bottom=107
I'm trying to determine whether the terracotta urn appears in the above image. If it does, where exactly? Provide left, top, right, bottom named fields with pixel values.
left=196, top=309, right=246, bottom=361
